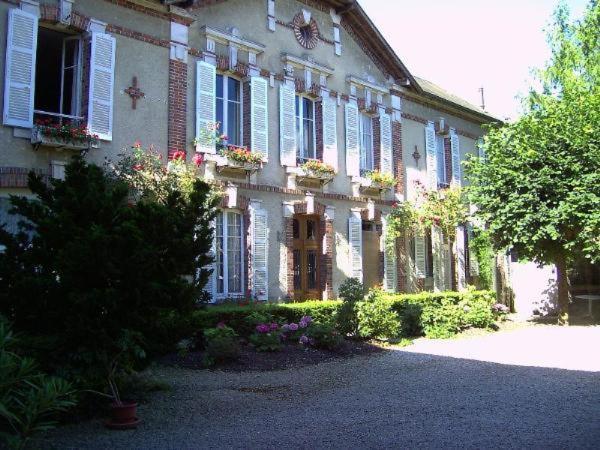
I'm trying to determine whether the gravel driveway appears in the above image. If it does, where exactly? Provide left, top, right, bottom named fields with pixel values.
left=43, top=325, right=600, bottom=449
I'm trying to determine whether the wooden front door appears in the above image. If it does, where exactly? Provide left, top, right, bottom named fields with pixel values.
left=292, top=215, right=321, bottom=300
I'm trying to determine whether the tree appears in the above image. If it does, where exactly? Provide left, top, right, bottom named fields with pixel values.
left=0, top=156, right=218, bottom=386
left=466, top=1, right=600, bottom=322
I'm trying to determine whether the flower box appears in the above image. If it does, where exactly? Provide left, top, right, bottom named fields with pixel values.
left=31, top=124, right=98, bottom=151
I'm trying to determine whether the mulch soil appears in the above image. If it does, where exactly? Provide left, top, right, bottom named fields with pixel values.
left=159, top=340, right=387, bottom=372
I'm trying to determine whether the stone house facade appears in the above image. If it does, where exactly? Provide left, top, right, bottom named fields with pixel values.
left=0, top=0, right=499, bottom=302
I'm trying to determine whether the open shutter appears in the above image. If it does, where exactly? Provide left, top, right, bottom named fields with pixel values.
left=3, top=9, right=38, bottom=128
left=414, top=234, right=426, bottom=279
left=195, top=60, right=216, bottom=153
left=250, top=76, right=268, bottom=160
left=202, top=220, right=217, bottom=302
left=450, top=128, right=461, bottom=186
left=431, top=226, right=444, bottom=291
left=348, top=215, right=362, bottom=281
left=251, top=206, right=269, bottom=301
left=468, top=224, right=480, bottom=276
left=425, top=121, right=437, bottom=190
left=88, top=32, right=116, bottom=141
left=345, top=102, right=359, bottom=176
left=279, top=84, right=296, bottom=166
left=455, top=225, right=466, bottom=290
left=380, top=112, right=393, bottom=175
left=382, top=216, right=397, bottom=292
left=322, top=96, right=337, bottom=170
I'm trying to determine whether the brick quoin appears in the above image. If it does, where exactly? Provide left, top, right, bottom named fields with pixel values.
left=392, top=121, right=404, bottom=196
left=168, top=59, right=188, bottom=158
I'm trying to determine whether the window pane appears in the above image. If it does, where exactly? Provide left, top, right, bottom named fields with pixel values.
left=307, top=250, right=317, bottom=289
left=303, top=98, right=313, bottom=119
left=360, top=115, right=373, bottom=172
left=295, top=95, right=300, bottom=118
left=303, top=117, right=315, bottom=159
left=216, top=213, right=224, bottom=294
left=61, top=68, right=74, bottom=116
left=306, top=219, right=316, bottom=240
left=227, top=212, right=242, bottom=294
left=227, top=100, right=240, bottom=146
left=293, top=219, right=299, bottom=239
left=436, top=136, right=446, bottom=184
left=228, top=77, right=240, bottom=102
left=293, top=250, right=301, bottom=290
left=216, top=74, right=224, bottom=99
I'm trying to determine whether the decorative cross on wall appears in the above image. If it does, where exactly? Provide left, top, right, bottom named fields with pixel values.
left=124, top=76, right=145, bottom=110
left=412, top=145, right=421, bottom=166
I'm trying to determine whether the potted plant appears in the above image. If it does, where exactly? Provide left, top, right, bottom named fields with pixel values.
left=220, top=145, right=263, bottom=168
left=102, top=354, right=141, bottom=430
left=365, top=170, right=396, bottom=189
left=32, top=118, right=99, bottom=149
left=300, top=159, right=336, bottom=180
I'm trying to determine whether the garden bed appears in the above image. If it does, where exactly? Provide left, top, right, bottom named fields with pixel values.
left=159, top=339, right=385, bottom=372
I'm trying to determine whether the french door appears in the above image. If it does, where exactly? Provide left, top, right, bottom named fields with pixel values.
left=292, top=215, right=321, bottom=300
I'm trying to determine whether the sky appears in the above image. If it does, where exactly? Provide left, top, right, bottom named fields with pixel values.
left=357, top=0, right=589, bottom=120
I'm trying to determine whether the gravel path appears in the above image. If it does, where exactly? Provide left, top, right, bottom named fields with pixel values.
left=43, top=325, right=600, bottom=449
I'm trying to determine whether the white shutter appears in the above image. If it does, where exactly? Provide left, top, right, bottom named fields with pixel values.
left=414, top=234, right=426, bottom=279
left=425, top=121, right=437, bottom=190
left=348, top=215, right=362, bottom=282
left=468, top=224, right=480, bottom=276
left=345, top=102, right=359, bottom=177
left=251, top=207, right=269, bottom=301
left=279, top=84, right=296, bottom=166
left=3, top=8, right=38, bottom=128
left=322, top=96, right=337, bottom=170
left=456, top=225, right=466, bottom=290
left=450, top=128, right=461, bottom=186
left=431, top=226, right=444, bottom=291
left=88, top=32, right=116, bottom=141
left=195, top=60, right=216, bottom=154
left=380, top=112, right=393, bottom=175
left=382, top=216, right=397, bottom=292
left=250, top=76, right=268, bottom=160
left=202, top=219, right=217, bottom=302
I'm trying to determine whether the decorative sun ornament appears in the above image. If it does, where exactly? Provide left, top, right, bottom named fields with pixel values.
left=293, top=10, right=319, bottom=49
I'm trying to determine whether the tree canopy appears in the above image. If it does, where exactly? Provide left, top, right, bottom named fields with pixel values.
left=465, top=1, right=599, bottom=319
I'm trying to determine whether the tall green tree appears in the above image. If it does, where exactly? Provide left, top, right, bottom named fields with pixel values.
left=466, top=1, right=600, bottom=322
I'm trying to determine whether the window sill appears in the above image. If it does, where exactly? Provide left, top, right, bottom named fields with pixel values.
left=287, top=165, right=335, bottom=182
left=205, top=152, right=263, bottom=175
left=31, top=127, right=99, bottom=151
left=352, top=176, right=393, bottom=192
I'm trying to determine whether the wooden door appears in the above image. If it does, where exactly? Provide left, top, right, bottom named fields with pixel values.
left=292, top=215, right=321, bottom=300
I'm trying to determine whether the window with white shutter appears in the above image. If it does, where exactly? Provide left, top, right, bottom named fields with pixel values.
left=216, top=74, right=242, bottom=146
left=196, top=60, right=216, bottom=153
left=414, top=234, right=426, bottom=279
left=279, top=84, right=296, bottom=166
left=455, top=225, right=466, bottom=290
left=251, top=206, right=268, bottom=301
left=450, top=128, right=461, bottom=186
left=380, top=112, right=392, bottom=176
left=425, top=121, right=437, bottom=190
left=382, top=216, right=396, bottom=292
left=345, top=102, right=359, bottom=177
left=214, top=211, right=244, bottom=297
left=467, top=224, right=480, bottom=276
left=358, top=113, right=373, bottom=175
left=250, top=76, right=268, bottom=160
left=321, top=96, right=337, bottom=170
left=202, top=219, right=217, bottom=302
left=88, top=32, right=115, bottom=141
left=348, top=214, right=362, bottom=281
left=3, top=8, right=38, bottom=128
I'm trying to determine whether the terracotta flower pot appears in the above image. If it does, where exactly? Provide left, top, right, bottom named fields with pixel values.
left=105, top=401, right=141, bottom=430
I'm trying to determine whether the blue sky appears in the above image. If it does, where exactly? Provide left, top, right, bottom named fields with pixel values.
left=358, top=0, right=589, bottom=120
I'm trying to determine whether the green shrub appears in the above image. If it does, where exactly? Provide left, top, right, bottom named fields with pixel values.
left=336, top=278, right=364, bottom=336
left=0, top=317, right=76, bottom=450
left=0, top=156, right=219, bottom=390
left=249, top=331, right=282, bottom=352
left=192, top=301, right=342, bottom=338
left=203, top=325, right=240, bottom=363
left=303, top=323, right=343, bottom=350
left=357, top=290, right=401, bottom=339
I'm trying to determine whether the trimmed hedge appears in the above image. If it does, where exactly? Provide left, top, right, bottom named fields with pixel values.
left=192, top=290, right=496, bottom=340
left=192, top=301, right=341, bottom=338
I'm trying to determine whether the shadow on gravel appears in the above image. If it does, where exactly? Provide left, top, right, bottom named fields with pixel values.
left=40, top=347, right=600, bottom=450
